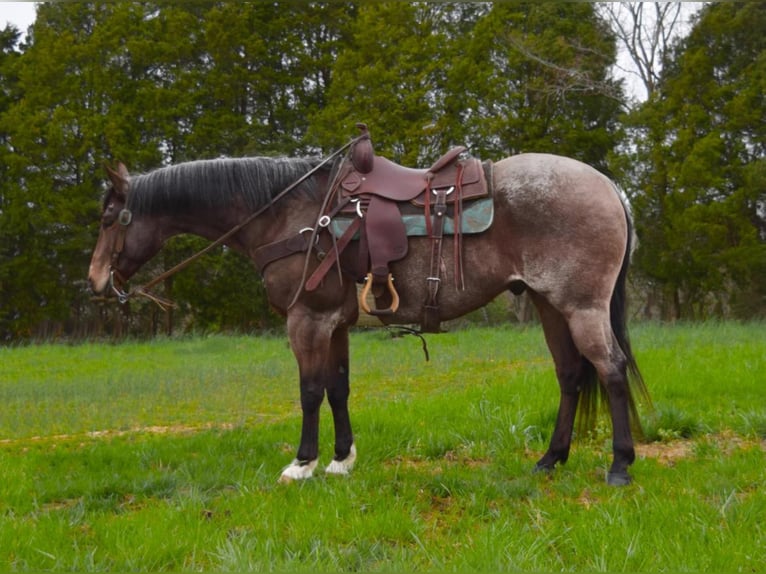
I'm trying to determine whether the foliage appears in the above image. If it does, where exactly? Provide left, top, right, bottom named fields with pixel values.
left=624, top=3, right=766, bottom=319
left=0, top=2, right=764, bottom=340
left=441, top=3, right=623, bottom=170
left=309, top=3, right=476, bottom=164
left=0, top=2, right=353, bottom=340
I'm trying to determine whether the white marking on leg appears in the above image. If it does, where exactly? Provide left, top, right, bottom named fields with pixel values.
left=278, top=459, right=318, bottom=483
left=325, top=443, right=357, bottom=475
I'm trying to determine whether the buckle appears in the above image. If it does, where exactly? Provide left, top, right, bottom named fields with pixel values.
left=118, top=209, right=133, bottom=226
left=299, top=227, right=320, bottom=245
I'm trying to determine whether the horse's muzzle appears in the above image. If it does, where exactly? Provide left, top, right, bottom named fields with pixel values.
left=87, top=269, right=129, bottom=303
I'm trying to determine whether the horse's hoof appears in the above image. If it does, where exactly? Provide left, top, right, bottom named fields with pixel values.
left=607, top=471, right=632, bottom=486
left=278, top=459, right=318, bottom=483
left=533, top=462, right=554, bottom=474
left=532, top=458, right=556, bottom=474
left=325, top=443, right=356, bottom=476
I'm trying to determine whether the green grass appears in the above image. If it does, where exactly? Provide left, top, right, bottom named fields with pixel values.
left=0, top=322, right=764, bottom=571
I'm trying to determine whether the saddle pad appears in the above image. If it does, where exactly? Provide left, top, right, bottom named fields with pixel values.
left=329, top=197, right=494, bottom=239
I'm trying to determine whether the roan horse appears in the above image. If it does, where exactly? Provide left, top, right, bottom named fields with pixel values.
left=88, top=138, right=649, bottom=486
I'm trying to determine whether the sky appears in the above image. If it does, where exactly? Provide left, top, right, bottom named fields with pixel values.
left=2, top=1, right=36, bottom=33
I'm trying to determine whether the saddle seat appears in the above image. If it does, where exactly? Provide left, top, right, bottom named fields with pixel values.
left=339, top=148, right=487, bottom=209
left=340, top=148, right=466, bottom=203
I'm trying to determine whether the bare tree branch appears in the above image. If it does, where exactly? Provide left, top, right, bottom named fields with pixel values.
left=505, top=33, right=624, bottom=104
left=599, top=2, right=703, bottom=102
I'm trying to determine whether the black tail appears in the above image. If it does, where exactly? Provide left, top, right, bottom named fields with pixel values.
left=610, top=206, right=652, bottom=433
left=577, top=190, right=651, bottom=437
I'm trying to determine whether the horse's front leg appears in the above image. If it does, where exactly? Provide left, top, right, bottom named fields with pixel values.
left=279, top=307, right=355, bottom=482
left=277, top=308, right=328, bottom=482
left=325, top=326, right=356, bottom=475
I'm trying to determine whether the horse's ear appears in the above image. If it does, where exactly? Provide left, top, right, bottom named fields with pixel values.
left=116, top=162, right=129, bottom=180
left=105, top=162, right=130, bottom=197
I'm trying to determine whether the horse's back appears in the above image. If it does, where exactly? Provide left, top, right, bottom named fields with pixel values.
left=495, top=153, right=623, bottom=212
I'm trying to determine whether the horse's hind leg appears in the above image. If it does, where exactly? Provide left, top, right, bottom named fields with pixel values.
left=325, top=326, right=357, bottom=475
left=567, top=308, right=635, bottom=486
left=530, top=292, right=590, bottom=473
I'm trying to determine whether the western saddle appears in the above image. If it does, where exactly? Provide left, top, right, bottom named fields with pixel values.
left=257, top=123, right=491, bottom=333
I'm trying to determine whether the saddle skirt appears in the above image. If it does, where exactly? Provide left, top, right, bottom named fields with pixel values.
left=329, top=196, right=493, bottom=239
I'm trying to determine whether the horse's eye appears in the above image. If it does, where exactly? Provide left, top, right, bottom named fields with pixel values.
left=101, top=202, right=116, bottom=227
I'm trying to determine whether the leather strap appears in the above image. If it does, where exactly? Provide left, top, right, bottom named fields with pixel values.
left=253, top=232, right=312, bottom=272
left=250, top=186, right=353, bottom=273
left=422, top=186, right=449, bottom=333
left=111, top=219, right=128, bottom=267
left=305, top=217, right=362, bottom=291
left=422, top=163, right=466, bottom=333
left=453, top=164, right=465, bottom=290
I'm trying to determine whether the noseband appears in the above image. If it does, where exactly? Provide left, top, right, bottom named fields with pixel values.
left=104, top=204, right=176, bottom=310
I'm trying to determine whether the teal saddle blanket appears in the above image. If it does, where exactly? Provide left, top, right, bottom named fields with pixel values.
left=329, top=197, right=494, bottom=238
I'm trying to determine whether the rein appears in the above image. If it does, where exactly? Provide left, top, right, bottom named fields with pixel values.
left=108, top=136, right=364, bottom=310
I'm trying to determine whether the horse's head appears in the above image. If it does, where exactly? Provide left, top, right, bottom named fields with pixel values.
left=87, top=163, right=164, bottom=299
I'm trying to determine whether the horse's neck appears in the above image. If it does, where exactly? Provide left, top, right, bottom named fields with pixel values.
left=157, top=205, right=253, bottom=253
left=158, top=196, right=316, bottom=257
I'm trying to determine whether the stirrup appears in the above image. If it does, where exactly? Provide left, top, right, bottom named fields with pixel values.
left=359, top=273, right=399, bottom=316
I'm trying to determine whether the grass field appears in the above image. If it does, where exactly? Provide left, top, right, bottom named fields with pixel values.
left=0, top=322, right=764, bottom=571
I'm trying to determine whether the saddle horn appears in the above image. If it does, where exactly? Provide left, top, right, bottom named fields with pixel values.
left=351, top=123, right=374, bottom=174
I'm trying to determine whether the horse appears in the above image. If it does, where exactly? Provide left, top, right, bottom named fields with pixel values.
left=87, top=146, right=649, bottom=486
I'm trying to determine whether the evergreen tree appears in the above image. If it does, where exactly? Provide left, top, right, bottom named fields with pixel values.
left=0, top=2, right=357, bottom=339
left=7, top=1, right=760, bottom=338
left=309, top=3, right=468, bottom=164
left=629, top=2, right=766, bottom=319
left=442, top=3, right=623, bottom=169
left=312, top=3, right=622, bottom=170
left=0, top=4, right=117, bottom=338
left=0, top=24, right=28, bottom=339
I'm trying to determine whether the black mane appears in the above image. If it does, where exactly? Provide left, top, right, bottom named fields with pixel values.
left=126, top=157, right=325, bottom=216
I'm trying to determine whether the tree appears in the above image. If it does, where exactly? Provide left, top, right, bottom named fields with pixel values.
left=0, top=4, right=113, bottom=339
left=312, top=3, right=624, bottom=173
left=599, top=2, right=690, bottom=103
left=0, top=2, right=359, bottom=340
left=441, top=3, right=623, bottom=171
left=629, top=2, right=766, bottom=319
left=12, top=2, right=760, bottom=338
left=0, top=24, right=29, bottom=339
left=309, top=2, right=462, bottom=165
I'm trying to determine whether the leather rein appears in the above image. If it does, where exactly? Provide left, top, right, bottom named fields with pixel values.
left=104, top=136, right=363, bottom=311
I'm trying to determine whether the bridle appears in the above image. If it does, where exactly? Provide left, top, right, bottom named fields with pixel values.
left=102, top=135, right=364, bottom=311
left=106, top=206, right=133, bottom=304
